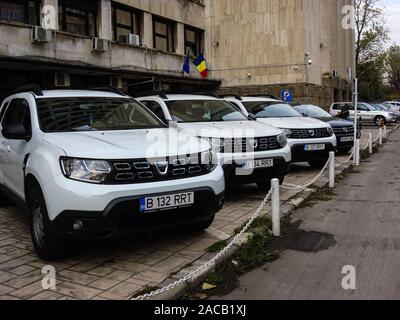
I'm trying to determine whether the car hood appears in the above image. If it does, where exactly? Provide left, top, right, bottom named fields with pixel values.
left=177, top=121, right=283, bottom=138
left=41, top=129, right=210, bottom=159
left=256, top=117, right=330, bottom=129
left=315, top=117, right=354, bottom=127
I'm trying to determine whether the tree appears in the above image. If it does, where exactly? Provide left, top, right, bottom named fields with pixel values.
left=385, top=45, right=400, bottom=95
left=355, top=0, right=389, bottom=100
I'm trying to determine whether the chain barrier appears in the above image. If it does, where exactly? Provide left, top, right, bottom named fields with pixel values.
left=335, top=149, right=355, bottom=168
left=132, top=190, right=272, bottom=300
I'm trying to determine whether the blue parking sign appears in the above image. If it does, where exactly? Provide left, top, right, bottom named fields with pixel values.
left=281, top=90, right=293, bottom=102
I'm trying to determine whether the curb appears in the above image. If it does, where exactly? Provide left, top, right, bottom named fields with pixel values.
left=148, top=124, right=399, bottom=300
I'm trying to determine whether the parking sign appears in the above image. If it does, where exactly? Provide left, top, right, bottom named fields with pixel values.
left=281, top=90, right=293, bottom=102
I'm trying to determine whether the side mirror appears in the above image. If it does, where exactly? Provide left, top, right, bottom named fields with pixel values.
left=2, top=124, right=31, bottom=141
left=248, top=113, right=257, bottom=121
left=168, top=120, right=179, bottom=129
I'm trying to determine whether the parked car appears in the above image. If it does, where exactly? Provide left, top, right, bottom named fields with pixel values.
left=137, top=93, right=291, bottom=191
left=330, top=102, right=396, bottom=126
left=0, top=86, right=225, bottom=260
left=383, top=101, right=400, bottom=112
left=291, top=103, right=359, bottom=153
left=224, top=96, right=337, bottom=169
left=372, top=103, right=400, bottom=122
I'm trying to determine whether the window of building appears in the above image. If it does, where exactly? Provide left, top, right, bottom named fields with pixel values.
left=112, top=3, right=141, bottom=43
left=153, top=17, right=175, bottom=52
left=0, top=0, right=40, bottom=25
left=184, top=26, right=203, bottom=57
left=58, top=0, right=97, bottom=37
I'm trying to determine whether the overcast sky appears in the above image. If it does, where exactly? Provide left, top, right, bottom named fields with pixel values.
left=383, top=0, right=400, bottom=45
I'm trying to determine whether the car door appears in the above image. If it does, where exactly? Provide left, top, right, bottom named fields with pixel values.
left=356, top=104, right=373, bottom=121
left=0, top=98, right=10, bottom=186
left=0, top=98, right=32, bottom=198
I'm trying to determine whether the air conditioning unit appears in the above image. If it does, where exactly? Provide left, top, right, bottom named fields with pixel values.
left=332, top=70, right=339, bottom=78
left=110, top=77, right=123, bottom=89
left=55, top=73, right=71, bottom=87
left=92, top=38, right=109, bottom=53
left=118, top=34, right=140, bottom=46
left=31, top=26, right=52, bottom=43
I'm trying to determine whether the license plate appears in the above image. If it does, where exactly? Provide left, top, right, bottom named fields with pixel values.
left=140, top=192, right=194, bottom=212
left=340, top=136, right=354, bottom=142
left=304, top=144, right=326, bottom=151
left=244, top=159, right=274, bottom=169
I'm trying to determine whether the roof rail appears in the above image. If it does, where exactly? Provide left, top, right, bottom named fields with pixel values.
left=165, top=91, right=221, bottom=99
left=14, top=84, right=43, bottom=96
left=219, top=94, right=243, bottom=100
left=243, top=94, right=279, bottom=100
left=88, top=87, right=127, bottom=96
left=134, top=91, right=168, bottom=99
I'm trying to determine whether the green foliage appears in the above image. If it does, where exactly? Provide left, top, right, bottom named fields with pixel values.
left=385, top=45, right=400, bottom=96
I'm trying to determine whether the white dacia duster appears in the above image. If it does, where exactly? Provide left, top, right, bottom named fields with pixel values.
left=137, top=93, right=292, bottom=190
left=0, top=86, right=225, bottom=260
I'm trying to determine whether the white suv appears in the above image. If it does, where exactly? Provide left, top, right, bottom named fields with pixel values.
left=0, top=86, right=225, bottom=260
left=330, top=102, right=396, bottom=126
left=224, top=96, right=337, bottom=168
left=137, top=93, right=291, bottom=190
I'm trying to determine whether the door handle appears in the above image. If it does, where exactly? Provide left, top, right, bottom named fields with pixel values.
left=6, top=145, right=11, bottom=153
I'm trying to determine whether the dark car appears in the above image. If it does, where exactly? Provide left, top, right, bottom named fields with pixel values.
left=292, top=103, right=360, bottom=153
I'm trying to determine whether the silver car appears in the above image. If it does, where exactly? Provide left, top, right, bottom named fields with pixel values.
left=330, top=102, right=396, bottom=126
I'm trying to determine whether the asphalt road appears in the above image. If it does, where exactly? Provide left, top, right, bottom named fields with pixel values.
left=214, top=128, right=400, bottom=300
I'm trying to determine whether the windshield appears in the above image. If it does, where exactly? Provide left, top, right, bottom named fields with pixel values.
left=36, top=97, right=165, bottom=132
left=242, top=101, right=302, bottom=118
left=292, top=104, right=332, bottom=118
left=165, top=100, right=248, bottom=123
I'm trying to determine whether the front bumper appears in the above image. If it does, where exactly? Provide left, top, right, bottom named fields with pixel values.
left=52, top=188, right=225, bottom=240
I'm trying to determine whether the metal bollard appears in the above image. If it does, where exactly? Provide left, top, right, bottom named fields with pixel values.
left=379, top=128, right=383, bottom=146
left=329, top=151, right=335, bottom=189
left=355, top=139, right=360, bottom=166
left=368, top=133, right=373, bottom=155
left=271, top=178, right=280, bottom=237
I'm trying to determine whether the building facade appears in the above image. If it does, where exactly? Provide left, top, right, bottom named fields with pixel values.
left=204, top=0, right=354, bottom=107
left=0, top=0, right=219, bottom=100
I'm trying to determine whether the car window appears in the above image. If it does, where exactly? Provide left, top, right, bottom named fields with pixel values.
left=358, top=104, right=370, bottom=111
left=0, top=100, right=10, bottom=123
left=242, top=101, right=302, bottom=118
left=165, top=100, right=248, bottom=123
left=141, top=101, right=167, bottom=122
left=35, top=98, right=166, bottom=132
left=2, top=99, right=32, bottom=134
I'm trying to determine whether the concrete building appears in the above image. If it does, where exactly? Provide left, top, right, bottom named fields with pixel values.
left=0, top=0, right=219, bottom=100
left=204, top=0, right=354, bottom=107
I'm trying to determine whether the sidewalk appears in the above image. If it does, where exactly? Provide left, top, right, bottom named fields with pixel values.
left=0, top=126, right=394, bottom=300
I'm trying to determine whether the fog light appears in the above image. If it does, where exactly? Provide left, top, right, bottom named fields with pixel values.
left=72, top=220, right=84, bottom=231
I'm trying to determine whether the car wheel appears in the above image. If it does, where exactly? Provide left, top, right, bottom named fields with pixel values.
left=308, top=160, right=328, bottom=169
left=338, top=147, right=353, bottom=155
left=374, top=116, right=386, bottom=126
left=256, top=176, right=284, bottom=191
left=28, top=187, right=69, bottom=261
left=191, top=215, right=215, bottom=232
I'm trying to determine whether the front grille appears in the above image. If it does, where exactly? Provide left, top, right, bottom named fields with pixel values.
left=333, top=126, right=354, bottom=137
left=107, top=154, right=209, bottom=184
left=222, top=136, right=281, bottom=153
left=289, top=128, right=331, bottom=139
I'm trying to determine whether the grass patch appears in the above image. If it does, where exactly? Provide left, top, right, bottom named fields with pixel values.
left=297, top=188, right=336, bottom=209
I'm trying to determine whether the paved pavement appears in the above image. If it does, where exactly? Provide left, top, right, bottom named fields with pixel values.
left=215, top=126, right=400, bottom=300
left=0, top=127, right=389, bottom=300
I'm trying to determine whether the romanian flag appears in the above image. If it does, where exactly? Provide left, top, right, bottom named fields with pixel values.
left=193, top=54, right=208, bottom=78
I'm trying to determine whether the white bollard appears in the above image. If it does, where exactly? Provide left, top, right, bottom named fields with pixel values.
left=368, top=133, right=373, bottom=155
left=379, top=128, right=383, bottom=146
left=384, top=125, right=387, bottom=140
left=329, top=151, right=335, bottom=189
left=271, top=178, right=280, bottom=237
left=355, top=139, right=360, bottom=166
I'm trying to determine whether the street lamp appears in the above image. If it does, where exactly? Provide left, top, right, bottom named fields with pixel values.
left=304, top=52, right=312, bottom=83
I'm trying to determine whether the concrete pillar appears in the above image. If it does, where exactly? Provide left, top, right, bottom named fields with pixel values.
left=176, top=22, right=185, bottom=55
left=142, top=12, right=153, bottom=48
left=98, top=0, right=112, bottom=40
left=42, top=0, right=58, bottom=30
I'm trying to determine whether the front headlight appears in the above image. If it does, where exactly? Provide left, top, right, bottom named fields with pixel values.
left=327, top=126, right=334, bottom=136
left=60, top=157, right=112, bottom=184
left=280, top=128, right=292, bottom=138
left=277, top=134, right=288, bottom=148
left=201, top=149, right=218, bottom=172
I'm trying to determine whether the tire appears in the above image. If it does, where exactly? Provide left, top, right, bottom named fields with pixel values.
left=308, top=160, right=328, bottom=169
left=256, top=176, right=285, bottom=191
left=338, top=147, right=352, bottom=155
left=374, top=116, right=386, bottom=126
left=28, top=187, right=69, bottom=261
left=190, top=215, right=215, bottom=232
